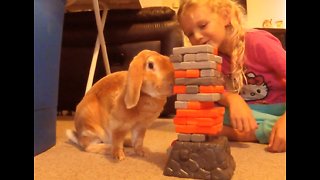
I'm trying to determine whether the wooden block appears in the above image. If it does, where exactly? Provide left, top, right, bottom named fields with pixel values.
left=170, top=54, right=183, bottom=62
left=177, top=133, right=191, bottom=141
left=175, top=77, right=225, bottom=86
left=176, top=107, right=225, bottom=118
left=186, top=70, right=200, bottom=78
left=173, top=117, right=188, bottom=125
left=173, top=44, right=215, bottom=55
left=186, top=85, right=199, bottom=94
left=175, top=124, right=195, bottom=133
left=191, top=134, right=206, bottom=142
left=212, top=46, right=218, bottom=55
left=175, top=70, right=200, bottom=78
left=183, top=53, right=196, bottom=62
left=199, top=85, right=225, bottom=93
left=187, top=117, right=223, bottom=126
left=173, top=61, right=217, bottom=70
left=217, top=64, right=222, bottom=72
left=175, top=124, right=222, bottom=135
left=196, top=53, right=222, bottom=64
left=174, top=101, right=215, bottom=109
left=173, top=85, right=186, bottom=94
left=174, top=101, right=188, bottom=109
left=200, top=69, right=221, bottom=77
left=177, top=93, right=221, bottom=102
left=174, top=117, right=222, bottom=127
left=187, top=101, right=215, bottom=109
left=174, top=70, right=186, bottom=78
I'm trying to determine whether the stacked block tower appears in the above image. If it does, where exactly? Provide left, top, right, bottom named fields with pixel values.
left=163, top=44, right=236, bottom=180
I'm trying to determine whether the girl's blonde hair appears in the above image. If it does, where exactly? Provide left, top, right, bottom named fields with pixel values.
left=178, top=0, right=247, bottom=93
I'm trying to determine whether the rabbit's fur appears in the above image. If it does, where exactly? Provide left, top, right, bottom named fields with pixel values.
left=66, top=50, right=174, bottom=160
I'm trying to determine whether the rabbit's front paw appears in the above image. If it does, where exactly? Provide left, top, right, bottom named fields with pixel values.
left=113, top=149, right=126, bottom=160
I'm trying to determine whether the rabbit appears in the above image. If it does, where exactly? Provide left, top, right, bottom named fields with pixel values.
left=66, top=50, right=175, bottom=160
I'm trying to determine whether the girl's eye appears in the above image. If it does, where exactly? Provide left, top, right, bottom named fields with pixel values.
left=187, top=33, right=193, bottom=37
left=186, top=32, right=194, bottom=38
left=199, top=23, right=207, bottom=29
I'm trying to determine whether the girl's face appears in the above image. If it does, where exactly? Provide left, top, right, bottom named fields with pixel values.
left=179, top=4, right=230, bottom=51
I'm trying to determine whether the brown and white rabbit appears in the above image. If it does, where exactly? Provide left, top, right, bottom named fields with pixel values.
left=66, top=50, right=174, bottom=160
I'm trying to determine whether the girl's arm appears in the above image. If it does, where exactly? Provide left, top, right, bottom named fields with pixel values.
left=218, top=91, right=258, bottom=132
left=267, top=111, right=286, bottom=153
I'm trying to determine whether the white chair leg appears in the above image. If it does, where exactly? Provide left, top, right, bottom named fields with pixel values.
left=85, top=0, right=111, bottom=93
left=92, top=0, right=111, bottom=74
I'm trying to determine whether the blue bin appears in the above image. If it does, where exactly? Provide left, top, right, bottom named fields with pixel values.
left=34, top=0, right=65, bottom=156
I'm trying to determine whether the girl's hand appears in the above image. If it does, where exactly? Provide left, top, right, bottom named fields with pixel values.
left=228, top=93, right=258, bottom=132
left=267, top=112, right=286, bottom=153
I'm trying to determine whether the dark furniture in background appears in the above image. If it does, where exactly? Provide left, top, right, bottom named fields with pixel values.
left=58, top=7, right=184, bottom=117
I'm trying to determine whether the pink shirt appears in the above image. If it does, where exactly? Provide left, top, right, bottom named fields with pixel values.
left=220, top=29, right=286, bottom=104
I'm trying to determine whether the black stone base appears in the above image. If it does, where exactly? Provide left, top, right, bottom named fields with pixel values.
left=163, top=136, right=235, bottom=180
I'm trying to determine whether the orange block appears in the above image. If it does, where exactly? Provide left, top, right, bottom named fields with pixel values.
left=173, top=117, right=188, bottom=125
left=175, top=70, right=186, bottom=78
left=199, top=85, right=225, bottom=93
left=176, top=107, right=225, bottom=118
left=213, top=47, right=218, bottom=55
left=175, top=70, right=200, bottom=78
left=175, top=124, right=195, bottom=133
left=174, top=116, right=223, bottom=126
left=217, top=64, right=222, bottom=72
left=174, top=85, right=186, bottom=94
left=186, top=70, right=200, bottom=78
left=187, top=101, right=215, bottom=109
left=187, top=116, right=223, bottom=126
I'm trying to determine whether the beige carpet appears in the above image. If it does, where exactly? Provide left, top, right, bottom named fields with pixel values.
left=34, top=116, right=286, bottom=180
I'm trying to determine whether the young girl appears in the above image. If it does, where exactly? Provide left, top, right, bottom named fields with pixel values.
left=177, top=0, right=286, bottom=153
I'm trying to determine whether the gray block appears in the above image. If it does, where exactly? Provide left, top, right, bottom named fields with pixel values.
left=186, top=85, right=199, bottom=94
left=175, top=101, right=188, bottom=109
left=175, top=77, right=225, bottom=86
left=177, top=93, right=222, bottom=102
left=183, top=53, right=196, bottom=62
left=173, top=44, right=215, bottom=55
left=173, top=61, right=217, bottom=70
left=196, top=53, right=222, bottom=64
left=178, top=133, right=191, bottom=142
left=170, top=54, right=183, bottom=62
left=200, top=69, right=222, bottom=77
left=191, top=134, right=206, bottom=142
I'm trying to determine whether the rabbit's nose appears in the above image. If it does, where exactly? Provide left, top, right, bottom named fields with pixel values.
left=169, top=82, right=174, bottom=89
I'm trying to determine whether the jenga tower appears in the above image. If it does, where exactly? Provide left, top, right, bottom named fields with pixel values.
left=163, top=45, right=235, bottom=180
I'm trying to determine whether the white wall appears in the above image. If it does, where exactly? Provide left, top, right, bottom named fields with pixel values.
left=141, top=0, right=286, bottom=29
left=140, top=0, right=162, bottom=7
left=140, top=0, right=180, bottom=12
left=246, top=0, right=286, bottom=28
left=140, top=0, right=178, bottom=8
left=139, top=0, right=286, bottom=46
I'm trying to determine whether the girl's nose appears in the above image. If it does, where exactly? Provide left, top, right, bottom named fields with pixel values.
left=194, top=31, right=203, bottom=42
left=193, top=29, right=207, bottom=45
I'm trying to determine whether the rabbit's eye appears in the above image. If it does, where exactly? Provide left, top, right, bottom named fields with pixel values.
left=148, top=62, right=154, bottom=70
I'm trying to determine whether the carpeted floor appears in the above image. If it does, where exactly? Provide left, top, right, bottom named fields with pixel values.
left=34, top=116, right=286, bottom=180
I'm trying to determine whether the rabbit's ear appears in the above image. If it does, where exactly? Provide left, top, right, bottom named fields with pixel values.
left=124, top=51, right=148, bottom=109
